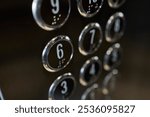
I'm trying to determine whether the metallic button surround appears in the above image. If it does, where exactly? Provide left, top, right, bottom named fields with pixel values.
left=102, top=69, right=119, bottom=96
left=42, top=35, right=74, bottom=72
left=32, top=0, right=71, bottom=31
left=79, top=23, right=103, bottom=56
left=0, top=88, right=4, bottom=100
left=105, top=12, right=125, bottom=43
left=108, top=0, right=126, bottom=9
left=77, top=0, right=104, bottom=18
left=80, top=56, right=102, bottom=86
left=103, top=43, right=122, bottom=71
left=48, top=73, right=76, bottom=100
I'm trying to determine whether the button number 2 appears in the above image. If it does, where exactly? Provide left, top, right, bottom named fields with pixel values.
left=50, top=0, right=60, bottom=14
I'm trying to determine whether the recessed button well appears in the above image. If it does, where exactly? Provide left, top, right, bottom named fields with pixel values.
left=42, top=35, right=73, bottom=72
left=48, top=73, right=76, bottom=100
left=79, top=23, right=103, bottom=56
left=103, top=43, right=122, bottom=71
left=105, top=12, right=125, bottom=43
left=32, top=0, right=71, bottom=31
left=80, top=56, right=102, bottom=86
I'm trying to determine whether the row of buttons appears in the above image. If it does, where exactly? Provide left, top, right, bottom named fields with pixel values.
left=48, top=69, right=119, bottom=100
left=42, top=12, right=125, bottom=72
left=32, top=0, right=126, bottom=31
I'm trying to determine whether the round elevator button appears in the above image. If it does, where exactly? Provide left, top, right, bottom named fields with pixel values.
left=42, top=35, right=74, bottom=72
left=80, top=56, right=102, bottom=86
left=105, top=12, right=125, bottom=43
left=77, top=0, right=104, bottom=18
left=108, top=0, right=126, bottom=8
left=79, top=23, right=103, bottom=56
left=32, top=0, right=71, bottom=31
left=48, top=73, right=76, bottom=100
left=103, top=43, right=122, bottom=71
left=102, top=69, right=119, bottom=96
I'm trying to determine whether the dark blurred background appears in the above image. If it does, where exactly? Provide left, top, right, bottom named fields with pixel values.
left=0, top=0, right=150, bottom=99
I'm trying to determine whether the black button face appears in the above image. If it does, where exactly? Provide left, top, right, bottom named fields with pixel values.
left=105, top=12, right=125, bottom=43
left=32, top=0, right=71, bottom=31
left=103, top=43, right=122, bottom=71
left=102, top=69, right=119, bottom=96
left=77, top=0, right=104, bottom=17
left=79, top=23, right=103, bottom=56
left=80, top=56, right=102, bottom=86
left=108, top=0, right=126, bottom=8
left=81, top=84, right=105, bottom=100
left=48, top=73, right=76, bottom=100
left=42, top=35, right=73, bottom=72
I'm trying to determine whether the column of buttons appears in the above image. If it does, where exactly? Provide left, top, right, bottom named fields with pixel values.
left=108, top=0, right=126, bottom=8
left=105, top=12, right=125, bottom=43
left=48, top=73, right=76, bottom=100
left=103, top=43, right=122, bottom=71
left=32, top=0, right=71, bottom=31
left=42, top=35, right=74, bottom=72
left=77, top=0, right=104, bottom=18
left=0, top=88, right=4, bottom=100
left=79, top=23, right=103, bottom=56
left=102, top=69, right=119, bottom=97
left=80, top=56, right=102, bottom=86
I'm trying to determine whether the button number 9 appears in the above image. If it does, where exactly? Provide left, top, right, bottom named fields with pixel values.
left=50, top=0, right=60, bottom=14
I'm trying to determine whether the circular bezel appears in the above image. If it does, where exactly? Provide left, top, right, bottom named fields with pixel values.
left=48, top=73, right=76, bottom=100
left=79, top=23, right=103, bottom=56
left=81, top=84, right=99, bottom=100
left=32, top=0, right=71, bottom=31
left=42, top=35, right=74, bottom=72
left=105, top=12, right=125, bottom=43
left=103, top=43, right=122, bottom=71
left=77, top=0, right=104, bottom=18
left=108, top=0, right=126, bottom=9
left=79, top=56, right=102, bottom=86
left=102, top=69, right=119, bottom=95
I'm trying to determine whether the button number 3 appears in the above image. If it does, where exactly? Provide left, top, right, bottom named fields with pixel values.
left=50, top=0, right=60, bottom=14
left=61, top=81, right=68, bottom=94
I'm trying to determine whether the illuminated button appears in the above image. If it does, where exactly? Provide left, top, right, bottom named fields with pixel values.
left=108, top=0, right=126, bottom=8
left=103, top=43, right=122, bottom=71
left=0, top=88, right=4, bottom=100
left=32, top=0, right=71, bottom=31
left=48, top=73, right=76, bottom=100
left=81, top=84, right=105, bottom=100
left=105, top=12, right=125, bottom=43
left=77, top=0, right=104, bottom=17
left=80, top=56, right=102, bottom=86
left=79, top=23, right=103, bottom=56
left=42, top=35, right=73, bottom=72
left=102, top=69, right=119, bottom=96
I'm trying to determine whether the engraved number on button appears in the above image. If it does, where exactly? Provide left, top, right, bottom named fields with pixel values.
left=89, top=29, right=96, bottom=45
left=50, top=0, right=60, bottom=14
left=89, top=64, right=96, bottom=75
left=114, top=18, right=121, bottom=33
left=61, top=81, right=68, bottom=94
left=89, top=0, right=97, bottom=4
left=56, top=43, right=64, bottom=60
